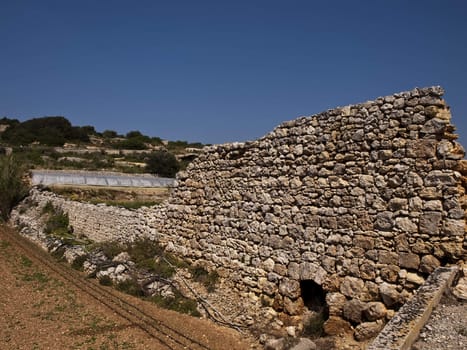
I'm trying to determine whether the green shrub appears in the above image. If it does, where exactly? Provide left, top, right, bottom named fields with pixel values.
left=0, top=154, right=29, bottom=221
left=191, top=267, right=219, bottom=292
left=149, top=290, right=200, bottom=317
left=95, top=241, right=125, bottom=259
left=71, top=254, right=88, bottom=271
left=302, top=312, right=327, bottom=339
left=116, top=279, right=144, bottom=297
left=44, top=207, right=70, bottom=236
left=145, top=150, right=180, bottom=178
left=99, top=275, right=113, bottom=286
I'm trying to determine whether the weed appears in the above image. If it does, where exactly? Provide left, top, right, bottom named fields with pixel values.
left=71, top=254, right=88, bottom=271
left=44, top=207, right=70, bottom=236
left=22, top=272, right=49, bottom=284
left=458, top=326, right=467, bottom=337
left=115, top=279, right=144, bottom=297
left=191, top=266, right=219, bottom=292
left=0, top=240, right=11, bottom=249
left=302, top=312, right=327, bottom=339
left=20, top=255, right=32, bottom=267
left=149, top=290, right=200, bottom=317
left=42, top=201, right=55, bottom=214
left=98, top=275, right=113, bottom=286
left=95, top=241, right=125, bottom=259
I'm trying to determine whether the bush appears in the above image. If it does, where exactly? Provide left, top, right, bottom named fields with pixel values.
left=191, top=267, right=219, bottom=292
left=116, top=279, right=144, bottom=297
left=145, top=150, right=180, bottom=178
left=44, top=206, right=70, bottom=236
left=149, top=290, right=201, bottom=317
left=0, top=155, right=29, bottom=221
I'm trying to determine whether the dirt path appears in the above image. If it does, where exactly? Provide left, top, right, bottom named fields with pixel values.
left=0, top=225, right=251, bottom=350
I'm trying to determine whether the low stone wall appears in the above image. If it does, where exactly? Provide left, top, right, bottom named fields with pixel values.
left=14, top=189, right=161, bottom=243
left=11, top=86, right=467, bottom=340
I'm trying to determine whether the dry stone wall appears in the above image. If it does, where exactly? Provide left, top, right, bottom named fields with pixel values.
left=159, top=86, right=466, bottom=336
left=12, top=86, right=467, bottom=338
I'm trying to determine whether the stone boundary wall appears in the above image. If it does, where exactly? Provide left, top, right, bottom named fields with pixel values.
left=158, top=86, right=466, bottom=337
left=17, top=189, right=160, bottom=243
left=12, top=86, right=467, bottom=339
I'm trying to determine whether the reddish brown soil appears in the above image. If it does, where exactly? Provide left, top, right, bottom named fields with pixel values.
left=0, top=225, right=251, bottom=350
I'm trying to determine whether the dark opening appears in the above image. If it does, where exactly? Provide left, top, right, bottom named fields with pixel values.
left=300, top=280, right=329, bottom=339
left=300, top=280, right=328, bottom=315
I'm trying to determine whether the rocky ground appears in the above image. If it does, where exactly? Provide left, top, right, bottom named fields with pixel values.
left=411, top=265, right=467, bottom=350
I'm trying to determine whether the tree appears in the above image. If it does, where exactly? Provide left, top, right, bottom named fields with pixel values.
left=145, top=151, right=180, bottom=178
left=0, top=155, right=29, bottom=221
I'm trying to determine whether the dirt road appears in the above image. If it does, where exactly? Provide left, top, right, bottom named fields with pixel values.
left=0, top=225, right=251, bottom=350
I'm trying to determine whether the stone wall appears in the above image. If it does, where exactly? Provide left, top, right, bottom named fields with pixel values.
left=158, top=86, right=466, bottom=336
left=12, top=86, right=467, bottom=338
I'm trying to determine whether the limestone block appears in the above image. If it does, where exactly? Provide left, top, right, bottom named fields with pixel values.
left=420, top=255, right=440, bottom=274
left=340, top=276, right=365, bottom=298
left=406, top=272, right=425, bottom=285
left=419, top=211, right=442, bottom=234
left=380, top=265, right=400, bottom=283
left=284, top=296, right=304, bottom=315
left=398, top=252, right=420, bottom=270
left=343, top=298, right=366, bottom=323
left=379, top=283, right=401, bottom=307
left=299, top=262, right=327, bottom=285
left=363, top=302, right=387, bottom=321
left=354, top=320, right=384, bottom=341
left=323, top=316, right=353, bottom=336
left=279, top=278, right=301, bottom=299
left=442, top=219, right=465, bottom=236
left=326, top=292, right=346, bottom=316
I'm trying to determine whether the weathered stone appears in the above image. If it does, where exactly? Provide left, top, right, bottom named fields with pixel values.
left=279, top=279, right=301, bottom=299
left=378, top=251, right=398, bottom=265
left=380, top=265, right=400, bottom=283
left=406, top=272, right=425, bottom=285
left=374, top=211, right=394, bottom=231
left=442, top=219, right=465, bottom=236
left=323, top=316, right=353, bottom=336
left=284, top=296, right=304, bottom=315
left=290, top=338, right=316, bottom=350
left=326, top=292, right=346, bottom=316
left=363, top=302, right=387, bottom=321
left=379, top=283, right=401, bottom=307
left=399, top=252, right=420, bottom=270
left=354, top=320, right=384, bottom=341
left=299, top=262, right=327, bottom=285
left=340, top=276, right=365, bottom=298
left=420, top=255, right=441, bottom=274
left=343, top=299, right=366, bottom=323
left=419, top=211, right=442, bottom=235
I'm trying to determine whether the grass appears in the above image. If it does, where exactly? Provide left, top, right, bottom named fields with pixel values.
left=191, top=266, right=219, bottom=292
left=302, top=312, right=327, bottom=339
left=71, top=254, right=88, bottom=271
left=98, top=275, right=113, bottom=286
left=115, top=279, right=144, bottom=297
left=149, top=290, right=201, bottom=317
left=42, top=202, right=70, bottom=237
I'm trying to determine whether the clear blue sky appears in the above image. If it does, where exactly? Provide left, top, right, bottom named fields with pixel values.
left=1, top=0, right=467, bottom=146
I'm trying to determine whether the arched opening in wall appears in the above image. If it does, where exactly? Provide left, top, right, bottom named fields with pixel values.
left=300, top=280, right=329, bottom=338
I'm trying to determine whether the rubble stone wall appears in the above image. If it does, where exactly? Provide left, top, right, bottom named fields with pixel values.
left=158, top=86, right=466, bottom=334
left=14, top=87, right=466, bottom=336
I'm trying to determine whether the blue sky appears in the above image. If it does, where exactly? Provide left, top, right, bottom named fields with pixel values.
left=1, top=0, right=466, bottom=146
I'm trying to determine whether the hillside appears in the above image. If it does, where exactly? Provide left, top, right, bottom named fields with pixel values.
left=0, top=116, right=205, bottom=175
